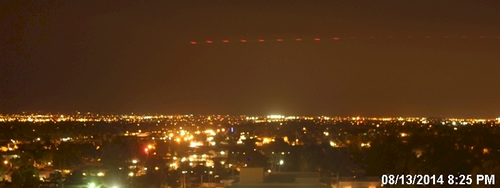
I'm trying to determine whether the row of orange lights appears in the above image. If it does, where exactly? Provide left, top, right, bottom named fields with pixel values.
left=190, top=36, right=500, bottom=44
left=191, top=37, right=340, bottom=44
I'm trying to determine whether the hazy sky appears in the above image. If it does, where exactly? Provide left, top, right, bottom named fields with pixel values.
left=1, top=0, right=499, bottom=117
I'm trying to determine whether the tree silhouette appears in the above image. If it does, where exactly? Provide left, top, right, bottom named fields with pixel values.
left=11, top=165, right=39, bottom=188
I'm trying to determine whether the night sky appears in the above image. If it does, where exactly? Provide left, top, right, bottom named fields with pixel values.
left=1, top=0, right=499, bottom=117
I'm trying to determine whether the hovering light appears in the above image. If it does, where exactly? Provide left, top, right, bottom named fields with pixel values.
left=132, top=159, right=138, bottom=164
left=206, top=40, right=212, bottom=44
left=240, top=39, right=247, bottom=43
left=314, top=38, right=320, bottom=41
left=258, top=39, right=264, bottom=42
left=333, top=37, right=340, bottom=40
left=223, top=39, right=229, bottom=43
left=276, top=38, right=283, bottom=42
left=190, top=41, right=196, bottom=44
left=97, top=172, right=105, bottom=176
left=128, top=172, right=134, bottom=177
left=279, top=160, right=284, bottom=165
left=3, top=160, right=8, bottom=165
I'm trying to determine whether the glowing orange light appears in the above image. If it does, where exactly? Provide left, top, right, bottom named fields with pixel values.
left=314, top=38, right=320, bottom=41
left=333, top=37, right=339, bottom=40
left=258, top=39, right=264, bottom=42
left=206, top=40, right=212, bottom=44
left=276, top=38, right=283, bottom=42
left=240, top=39, right=247, bottom=43
left=223, top=40, right=229, bottom=43
left=295, top=38, right=301, bottom=41
left=190, top=41, right=197, bottom=45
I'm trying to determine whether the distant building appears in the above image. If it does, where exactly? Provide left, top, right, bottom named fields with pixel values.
left=333, top=177, right=381, bottom=188
left=233, top=167, right=324, bottom=188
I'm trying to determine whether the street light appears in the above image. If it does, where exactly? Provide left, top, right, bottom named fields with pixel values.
left=279, top=160, right=284, bottom=172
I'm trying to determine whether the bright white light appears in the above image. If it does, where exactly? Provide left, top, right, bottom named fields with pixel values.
left=330, top=141, right=336, bottom=147
left=279, top=160, right=284, bottom=165
left=97, top=172, right=104, bottom=176
left=132, top=159, right=138, bottom=164
left=189, top=141, right=203, bottom=148
left=267, top=115, right=284, bottom=119
left=88, top=182, right=96, bottom=188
